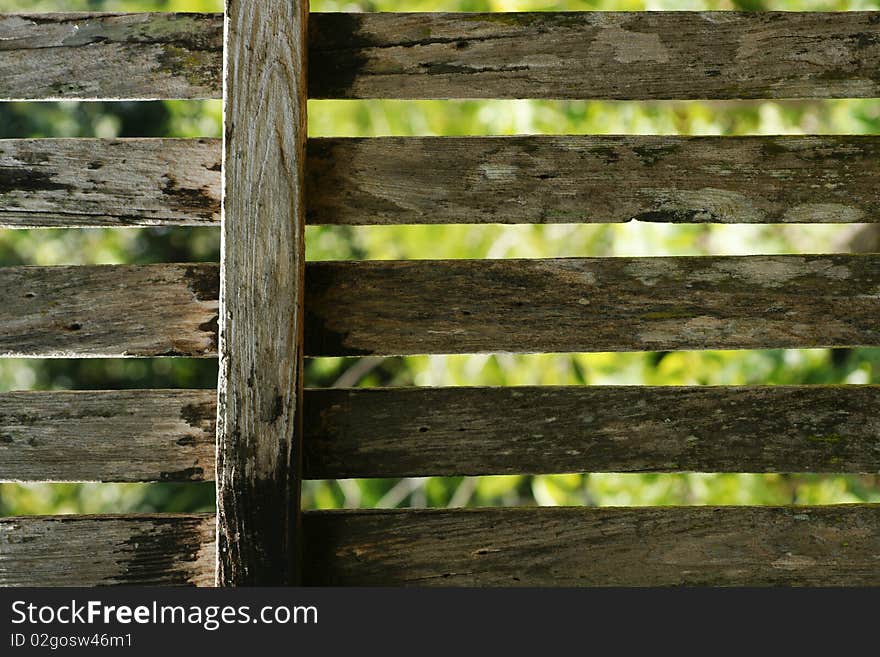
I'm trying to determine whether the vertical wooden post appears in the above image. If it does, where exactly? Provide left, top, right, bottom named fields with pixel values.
left=216, top=0, right=308, bottom=585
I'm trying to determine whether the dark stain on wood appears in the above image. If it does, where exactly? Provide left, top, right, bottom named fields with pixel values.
left=308, top=13, right=369, bottom=99
left=0, top=167, right=68, bottom=194
left=184, top=263, right=220, bottom=302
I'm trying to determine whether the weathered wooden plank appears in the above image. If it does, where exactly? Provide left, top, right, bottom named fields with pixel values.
left=9, top=508, right=876, bottom=586
left=303, top=506, right=880, bottom=586
left=0, top=13, right=223, bottom=101
left=309, top=12, right=880, bottom=100
left=0, top=263, right=218, bottom=358
left=4, top=12, right=877, bottom=101
left=304, top=386, right=880, bottom=479
left=11, top=135, right=878, bottom=228
left=217, top=0, right=307, bottom=586
left=4, top=385, right=876, bottom=483
left=304, top=255, right=880, bottom=356
left=0, top=390, right=215, bottom=483
left=12, top=255, right=871, bottom=360
left=0, top=139, right=221, bottom=227
left=0, top=514, right=214, bottom=586
left=308, top=136, right=880, bottom=225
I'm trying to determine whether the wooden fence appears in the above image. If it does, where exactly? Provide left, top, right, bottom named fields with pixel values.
left=1, top=7, right=880, bottom=586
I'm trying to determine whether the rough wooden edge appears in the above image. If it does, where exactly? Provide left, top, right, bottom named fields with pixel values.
left=303, top=505, right=880, bottom=586
left=0, top=389, right=216, bottom=483
left=216, top=0, right=307, bottom=586
left=0, top=514, right=215, bottom=586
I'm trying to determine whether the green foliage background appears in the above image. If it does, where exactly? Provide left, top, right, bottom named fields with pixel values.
left=2, top=0, right=879, bottom=517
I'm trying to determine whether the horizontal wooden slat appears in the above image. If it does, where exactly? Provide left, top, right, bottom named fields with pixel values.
left=7, top=507, right=878, bottom=586
left=308, top=136, right=880, bottom=225
left=309, top=12, right=880, bottom=100
left=12, top=135, right=878, bottom=228
left=0, top=514, right=214, bottom=586
left=304, top=255, right=880, bottom=356
left=303, top=506, right=880, bottom=586
left=4, top=12, right=878, bottom=101
left=0, top=139, right=221, bottom=227
left=8, top=255, right=876, bottom=359
left=303, top=386, right=880, bottom=479
left=5, top=385, right=876, bottom=483
left=0, top=263, right=218, bottom=358
left=0, top=390, right=215, bottom=482
left=0, top=13, right=223, bottom=100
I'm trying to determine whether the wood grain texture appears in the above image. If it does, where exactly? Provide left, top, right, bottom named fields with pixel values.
left=303, top=506, right=880, bottom=586
left=308, top=136, right=880, bottom=225
left=0, top=263, right=219, bottom=358
left=303, top=386, right=880, bottom=478
left=217, top=0, right=307, bottom=586
left=304, top=255, right=880, bottom=356
left=309, top=12, right=880, bottom=100
left=0, top=514, right=215, bottom=586
left=0, top=390, right=215, bottom=483
left=0, top=13, right=223, bottom=100
left=0, top=139, right=221, bottom=227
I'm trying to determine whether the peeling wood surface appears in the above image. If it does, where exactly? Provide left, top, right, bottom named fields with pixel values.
left=309, top=12, right=880, bottom=100
left=0, top=390, right=215, bottom=483
left=217, top=0, right=307, bottom=586
left=303, top=506, right=880, bottom=586
left=0, top=13, right=223, bottom=101
left=0, top=139, right=221, bottom=227
left=0, top=514, right=215, bottom=586
left=0, top=263, right=219, bottom=358
left=305, top=255, right=880, bottom=356
left=304, top=386, right=880, bottom=479
left=3, top=12, right=877, bottom=101
left=308, top=136, right=880, bottom=225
